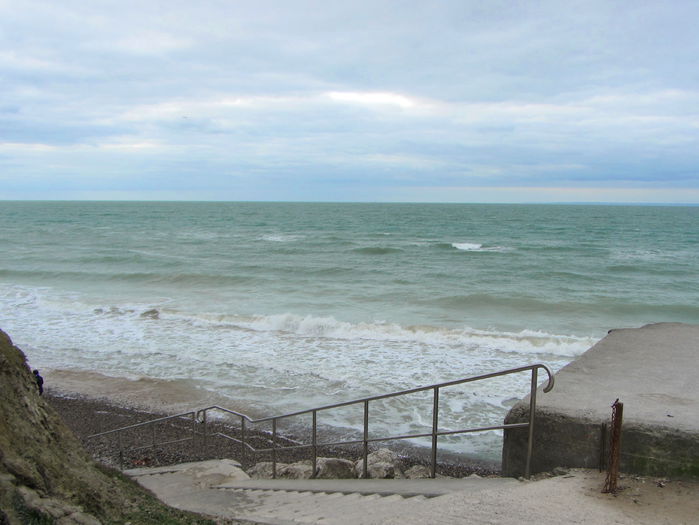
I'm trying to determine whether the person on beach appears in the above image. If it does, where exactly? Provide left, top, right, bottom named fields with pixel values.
left=33, top=369, right=44, bottom=395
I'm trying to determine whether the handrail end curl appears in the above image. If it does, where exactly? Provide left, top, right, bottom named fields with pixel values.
left=537, top=364, right=555, bottom=393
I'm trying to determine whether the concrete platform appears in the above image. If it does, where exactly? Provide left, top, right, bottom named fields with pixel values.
left=502, top=323, right=699, bottom=478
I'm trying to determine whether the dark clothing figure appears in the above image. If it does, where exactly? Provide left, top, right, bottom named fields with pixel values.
left=33, top=369, right=44, bottom=395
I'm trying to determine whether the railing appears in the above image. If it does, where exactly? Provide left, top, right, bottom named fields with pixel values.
left=88, top=363, right=554, bottom=479
left=88, top=410, right=199, bottom=469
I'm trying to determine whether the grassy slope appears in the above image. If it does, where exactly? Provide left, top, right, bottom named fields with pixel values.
left=0, top=329, right=229, bottom=524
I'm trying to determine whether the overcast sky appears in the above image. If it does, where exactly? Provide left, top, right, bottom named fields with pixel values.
left=1, top=0, right=698, bottom=203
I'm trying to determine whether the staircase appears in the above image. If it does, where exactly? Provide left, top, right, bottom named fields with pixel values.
left=125, top=460, right=518, bottom=525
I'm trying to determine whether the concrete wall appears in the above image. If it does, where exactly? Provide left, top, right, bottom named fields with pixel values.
left=501, top=324, right=699, bottom=480
left=502, top=404, right=699, bottom=479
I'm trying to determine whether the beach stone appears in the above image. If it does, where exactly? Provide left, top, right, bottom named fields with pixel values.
left=354, top=449, right=403, bottom=478
left=315, top=457, right=357, bottom=479
left=247, top=460, right=314, bottom=479
left=368, top=448, right=399, bottom=464
left=247, top=461, right=289, bottom=479
left=279, top=461, right=314, bottom=479
left=185, top=459, right=250, bottom=486
left=404, top=465, right=432, bottom=479
left=369, top=462, right=397, bottom=479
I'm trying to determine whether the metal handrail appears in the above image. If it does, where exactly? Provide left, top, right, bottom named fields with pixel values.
left=88, top=363, right=554, bottom=478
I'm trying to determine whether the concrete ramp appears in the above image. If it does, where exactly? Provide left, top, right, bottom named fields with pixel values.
left=502, top=323, right=699, bottom=478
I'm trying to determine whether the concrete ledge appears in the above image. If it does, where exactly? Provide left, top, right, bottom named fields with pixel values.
left=502, top=323, right=699, bottom=479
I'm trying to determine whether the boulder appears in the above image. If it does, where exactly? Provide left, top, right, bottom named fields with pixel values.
left=404, top=465, right=432, bottom=479
left=247, top=461, right=289, bottom=479
left=354, top=448, right=404, bottom=479
left=280, top=461, right=314, bottom=479
left=247, top=460, right=314, bottom=479
left=315, top=457, right=357, bottom=479
left=185, top=458, right=250, bottom=487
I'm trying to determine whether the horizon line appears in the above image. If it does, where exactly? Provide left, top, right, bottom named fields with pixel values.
left=1, top=199, right=698, bottom=207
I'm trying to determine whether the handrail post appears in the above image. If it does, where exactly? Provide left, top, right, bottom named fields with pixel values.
left=118, top=431, right=124, bottom=470
left=201, top=410, right=207, bottom=455
left=363, top=400, right=369, bottom=478
left=525, top=367, right=539, bottom=479
left=191, top=413, right=196, bottom=456
left=272, top=419, right=277, bottom=479
left=152, top=422, right=156, bottom=450
left=312, top=410, right=317, bottom=479
left=241, top=416, right=246, bottom=463
left=431, top=386, right=439, bottom=479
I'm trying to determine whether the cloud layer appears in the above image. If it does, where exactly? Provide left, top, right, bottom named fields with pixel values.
left=1, top=0, right=698, bottom=202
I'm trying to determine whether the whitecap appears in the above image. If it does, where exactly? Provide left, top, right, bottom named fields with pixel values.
left=452, top=242, right=483, bottom=251
left=259, top=234, right=303, bottom=243
left=451, top=242, right=511, bottom=253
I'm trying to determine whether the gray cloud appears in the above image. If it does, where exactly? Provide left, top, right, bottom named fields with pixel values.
left=1, top=0, right=698, bottom=202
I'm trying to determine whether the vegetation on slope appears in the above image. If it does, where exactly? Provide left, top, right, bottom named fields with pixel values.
left=0, top=329, right=220, bottom=524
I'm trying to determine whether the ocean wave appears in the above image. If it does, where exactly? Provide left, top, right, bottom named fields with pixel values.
left=171, top=311, right=594, bottom=358
left=434, top=242, right=510, bottom=253
left=452, top=242, right=483, bottom=251
left=258, top=234, right=305, bottom=243
left=4, top=285, right=590, bottom=359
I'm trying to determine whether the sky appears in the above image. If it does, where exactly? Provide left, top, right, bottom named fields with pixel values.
left=1, top=0, right=698, bottom=203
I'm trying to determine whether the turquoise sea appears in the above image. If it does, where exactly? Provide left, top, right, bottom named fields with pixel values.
left=1, top=202, right=698, bottom=460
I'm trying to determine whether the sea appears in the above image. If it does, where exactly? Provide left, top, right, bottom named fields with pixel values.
left=1, top=201, right=698, bottom=462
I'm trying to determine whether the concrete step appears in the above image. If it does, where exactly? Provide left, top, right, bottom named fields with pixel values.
left=218, top=488, right=447, bottom=525
left=208, top=478, right=517, bottom=525
left=126, top=460, right=699, bottom=525
left=125, top=459, right=520, bottom=524
left=215, top=476, right=512, bottom=497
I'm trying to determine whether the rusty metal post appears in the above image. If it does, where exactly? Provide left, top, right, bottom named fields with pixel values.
left=603, top=399, right=623, bottom=493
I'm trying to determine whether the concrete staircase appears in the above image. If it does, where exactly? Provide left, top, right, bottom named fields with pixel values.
left=125, top=460, right=516, bottom=524
left=211, top=478, right=514, bottom=525
left=215, top=488, right=426, bottom=525
left=125, top=460, right=693, bottom=524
